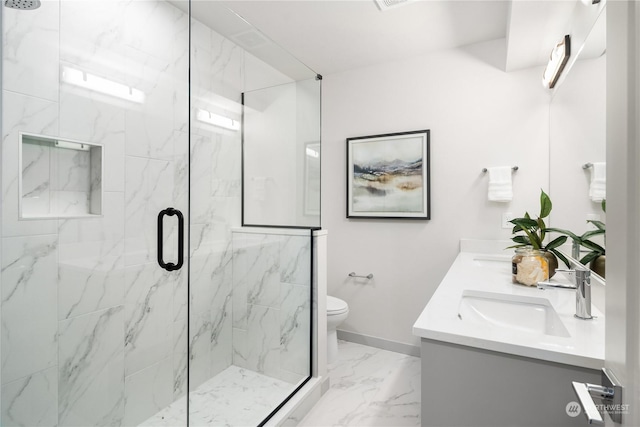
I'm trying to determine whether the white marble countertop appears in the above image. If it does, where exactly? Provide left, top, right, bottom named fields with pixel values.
left=413, top=245, right=605, bottom=370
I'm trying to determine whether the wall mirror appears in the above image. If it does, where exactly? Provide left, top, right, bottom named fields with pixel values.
left=549, top=8, right=606, bottom=277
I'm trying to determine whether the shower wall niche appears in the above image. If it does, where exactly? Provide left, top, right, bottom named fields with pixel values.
left=20, top=133, right=103, bottom=219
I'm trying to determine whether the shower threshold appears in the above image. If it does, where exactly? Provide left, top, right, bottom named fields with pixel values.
left=140, top=365, right=296, bottom=426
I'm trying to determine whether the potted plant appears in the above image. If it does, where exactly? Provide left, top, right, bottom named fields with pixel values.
left=546, top=200, right=606, bottom=278
left=509, top=189, right=571, bottom=278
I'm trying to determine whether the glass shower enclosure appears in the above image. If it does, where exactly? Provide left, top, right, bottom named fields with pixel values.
left=0, top=0, right=320, bottom=426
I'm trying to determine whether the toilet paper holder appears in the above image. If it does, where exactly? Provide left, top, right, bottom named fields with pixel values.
left=348, top=272, right=373, bottom=279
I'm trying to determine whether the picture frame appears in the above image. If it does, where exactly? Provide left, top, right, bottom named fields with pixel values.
left=346, top=129, right=430, bottom=219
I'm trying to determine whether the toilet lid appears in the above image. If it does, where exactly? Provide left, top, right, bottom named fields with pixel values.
left=327, top=296, right=348, bottom=314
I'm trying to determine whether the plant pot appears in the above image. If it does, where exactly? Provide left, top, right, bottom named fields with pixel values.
left=543, top=251, right=558, bottom=279
left=589, top=255, right=606, bottom=278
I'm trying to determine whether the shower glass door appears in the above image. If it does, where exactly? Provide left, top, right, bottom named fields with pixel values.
left=1, top=0, right=189, bottom=425
left=1, top=0, right=319, bottom=425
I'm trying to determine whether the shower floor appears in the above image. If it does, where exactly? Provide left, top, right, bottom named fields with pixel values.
left=140, top=365, right=296, bottom=426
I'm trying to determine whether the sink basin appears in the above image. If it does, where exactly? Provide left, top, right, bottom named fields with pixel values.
left=457, top=290, right=570, bottom=338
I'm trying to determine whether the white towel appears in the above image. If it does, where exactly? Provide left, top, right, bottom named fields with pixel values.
left=487, top=166, right=513, bottom=202
left=589, top=162, right=606, bottom=202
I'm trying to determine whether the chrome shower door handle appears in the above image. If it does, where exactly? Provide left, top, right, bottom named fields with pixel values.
left=157, top=207, right=184, bottom=271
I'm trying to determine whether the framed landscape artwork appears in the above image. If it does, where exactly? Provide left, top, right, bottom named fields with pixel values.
left=346, top=130, right=430, bottom=219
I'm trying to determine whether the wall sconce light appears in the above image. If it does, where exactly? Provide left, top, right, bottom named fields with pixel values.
left=61, top=66, right=145, bottom=103
left=542, top=35, right=571, bottom=89
left=196, top=109, right=240, bottom=131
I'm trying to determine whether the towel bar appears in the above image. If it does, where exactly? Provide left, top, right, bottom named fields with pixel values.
left=482, top=166, right=518, bottom=173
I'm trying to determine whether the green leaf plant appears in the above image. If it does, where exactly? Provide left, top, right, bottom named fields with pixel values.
left=545, top=199, right=606, bottom=266
left=508, top=189, right=571, bottom=268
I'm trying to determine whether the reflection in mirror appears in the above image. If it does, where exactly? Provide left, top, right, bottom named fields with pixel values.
left=549, top=9, right=606, bottom=276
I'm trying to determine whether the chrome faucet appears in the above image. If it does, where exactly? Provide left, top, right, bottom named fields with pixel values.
left=537, top=267, right=593, bottom=320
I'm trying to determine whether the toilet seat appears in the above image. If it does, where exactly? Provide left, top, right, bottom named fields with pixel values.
left=327, top=296, right=348, bottom=315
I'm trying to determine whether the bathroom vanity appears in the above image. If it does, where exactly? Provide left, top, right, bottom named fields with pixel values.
left=413, top=240, right=605, bottom=427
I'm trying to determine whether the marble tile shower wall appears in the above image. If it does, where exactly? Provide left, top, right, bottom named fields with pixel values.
left=0, top=1, right=241, bottom=426
left=232, top=232, right=311, bottom=384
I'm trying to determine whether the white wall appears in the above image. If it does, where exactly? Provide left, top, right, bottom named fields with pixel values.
left=322, top=39, right=551, bottom=346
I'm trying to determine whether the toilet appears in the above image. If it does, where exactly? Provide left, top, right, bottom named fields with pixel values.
left=326, top=295, right=349, bottom=363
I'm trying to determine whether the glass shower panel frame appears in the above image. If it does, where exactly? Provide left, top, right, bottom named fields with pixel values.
left=242, top=77, right=322, bottom=229
left=187, top=2, right=319, bottom=425
left=0, top=0, right=190, bottom=425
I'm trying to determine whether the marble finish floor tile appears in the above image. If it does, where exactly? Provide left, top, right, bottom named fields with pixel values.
left=140, top=365, right=296, bottom=426
left=300, top=340, right=421, bottom=427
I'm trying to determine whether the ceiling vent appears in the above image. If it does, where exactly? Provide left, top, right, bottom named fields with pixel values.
left=374, top=0, right=414, bottom=12
left=230, top=29, right=270, bottom=50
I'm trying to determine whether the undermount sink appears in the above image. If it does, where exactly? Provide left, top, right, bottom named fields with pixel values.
left=457, top=290, right=571, bottom=338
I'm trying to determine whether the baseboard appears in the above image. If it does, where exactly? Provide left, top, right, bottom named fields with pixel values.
left=336, top=330, right=420, bottom=357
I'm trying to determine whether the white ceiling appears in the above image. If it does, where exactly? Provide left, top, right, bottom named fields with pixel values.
left=216, top=0, right=509, bottom=75
left=178, top=0, right=603, bottom=78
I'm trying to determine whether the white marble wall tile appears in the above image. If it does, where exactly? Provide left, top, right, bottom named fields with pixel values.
left=124, top=50, right=175, bottom=161
left=171, top=4, right=189, bottom=134
left=50, top=190, right=91, bottom=217
left=189, top=135, right=214, bottom=224
left=90, top=146, right=102, bottom=214
left=280, top=236, right=311, bottom=286
left=172, top=318, right=188, bottom=400
left=189, top=223, right=217, bottom=316
left=231, top=328, right=249, bottom=370
left=232, top=276, right=248, bottom=330
left=1, top=235, right=58, bottom=385
left=210, top=196, right=241, bottom=240
left=58, top=306, right=125, bottom=427
left=279, top=283, right=311, bottom=379
left=122, top=0, right=180, bottom=62
left=246, top=304, right=280, bottom=377
left=49, top=144, right=92, bottom=216
left=123, top=357, right=173, bottom=427
left=1, top=366, right=58, bottom=427
left=58, top=246, right=124, bottom=320
left=211, top=133, right=241, bottom=197
left=209, top=282, right=232, bottom=378
left=57, top=191, right=125, bottom=320
left=2, top=91, right=58, bottom=236
left=51, top=148, right=90, bottom=193
left=2, top=0, right=59, bottom=102
left=20, top=140, right=51, bottom=217
left=124, top=156, right=173, bottom=266
left=59, top=91, right=125, bottom=193
left=189, top=310, right=212, bottom=391
left=172, top=131, right=189, bottom=212
left=51, top=139, right=91, bottom=215
left=124, top=263, right=174, bottom=377
left=59, top=0, right=127, bottom=77
left=58, top=191, right=123, bottom=243
left=246, top=237, right=281, bottom=308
